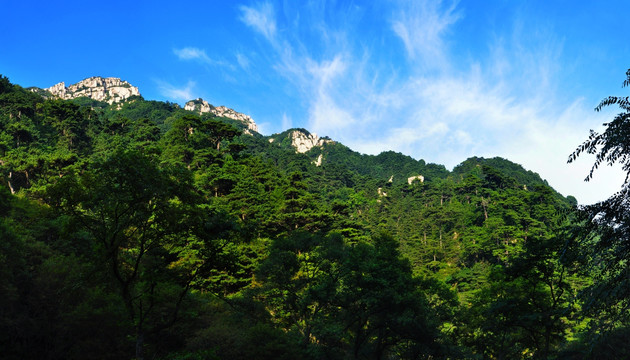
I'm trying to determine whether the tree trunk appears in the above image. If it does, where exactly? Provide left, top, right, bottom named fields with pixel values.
left=7, top=172, right=15, bottom=194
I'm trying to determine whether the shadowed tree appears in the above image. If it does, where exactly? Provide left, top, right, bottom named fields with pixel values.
left=48, top=150, right=232, bottom=360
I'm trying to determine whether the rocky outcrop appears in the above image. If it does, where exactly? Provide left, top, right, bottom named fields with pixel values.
left=290, top=130, right=332, bottom=153
left=408, top=175, right=425, bottom=184
left=314, top=154, right=323, bottom=167
left=185, top=98, right=259, bottom=133
left=377, top=187, right=387, bottom=203
left=185, top=98, right=212, bottom=114
left=45, top=77, right=139, bottom=104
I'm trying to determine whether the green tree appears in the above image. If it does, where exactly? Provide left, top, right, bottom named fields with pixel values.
left=161, top=115, right=241, bottom=170
left=40, top=99, right=92, bottom=151
left=271, top=172, right=333, bottom=234
left=253, top=231, right=347, bottom=356
left=254, top=232, right=441, bottom=359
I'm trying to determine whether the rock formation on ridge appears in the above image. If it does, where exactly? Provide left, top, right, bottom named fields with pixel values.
left=288, top=130, right=333, bottom=154
left=185, top=98, right=259, bottom=133
left=44, top=76, right=140, bottom=104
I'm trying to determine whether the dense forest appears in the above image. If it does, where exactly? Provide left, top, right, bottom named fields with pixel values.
left=1, top=71, right=629, bottom=360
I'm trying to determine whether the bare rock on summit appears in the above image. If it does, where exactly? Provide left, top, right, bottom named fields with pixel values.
left=289, top=130, right=332, bottom=154
left=267, top=128, right=334, bottom=155
left=45, top=77, right=140, bottom=104
left=185, top=98, right=259, bottom=133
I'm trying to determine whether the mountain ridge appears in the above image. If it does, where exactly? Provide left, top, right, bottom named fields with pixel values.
left=19, top=74, right=568, bottom=199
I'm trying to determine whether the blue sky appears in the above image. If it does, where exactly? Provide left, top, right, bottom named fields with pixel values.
left=1, top=0, right=629, bottom=204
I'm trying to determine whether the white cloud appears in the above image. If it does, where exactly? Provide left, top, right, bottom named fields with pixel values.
left=309, top=93, right=357, bottom=133
left=255, top=121, right=271, bottom=135
left=305, top=55, right=357, bottom=133
left=156, top=80, right=197, bottom=102
left=239, top=2, right=277, bottom=41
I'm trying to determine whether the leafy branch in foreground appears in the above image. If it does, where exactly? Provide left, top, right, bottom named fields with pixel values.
left=567, top=68, right=630, bottom=357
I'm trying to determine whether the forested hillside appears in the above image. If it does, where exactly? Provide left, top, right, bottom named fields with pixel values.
left=1, top=74, right=628, bottom=360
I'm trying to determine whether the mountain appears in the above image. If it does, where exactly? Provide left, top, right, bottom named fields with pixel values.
left=0, top=73, right=590, bottom=359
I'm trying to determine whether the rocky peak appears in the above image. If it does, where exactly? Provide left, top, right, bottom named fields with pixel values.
left=44, top=77, right=140, bottom=104
left=184, top=98, right=212, bottom=114
left=289, top=130, right=332, bottom=153
left=184, top=98, right=259, bottom=133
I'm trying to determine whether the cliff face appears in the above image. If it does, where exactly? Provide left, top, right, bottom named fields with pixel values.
left=45, top=77, right=140, bottom=104
left=185, top=98, right=259, bottom=133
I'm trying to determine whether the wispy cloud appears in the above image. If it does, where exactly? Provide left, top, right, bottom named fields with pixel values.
left=391, top=0, right=461, bottom=68
left=281, top=113, right=292, bottom=129
left=239, top=2, right=277, bottom=41
left=173, top=47, right=235, bottom=70
left=236, top=52, right=250, bottom=70
left=156, top=80, right=197, bottom=102
left=174, top=47, right=211, bottom=62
